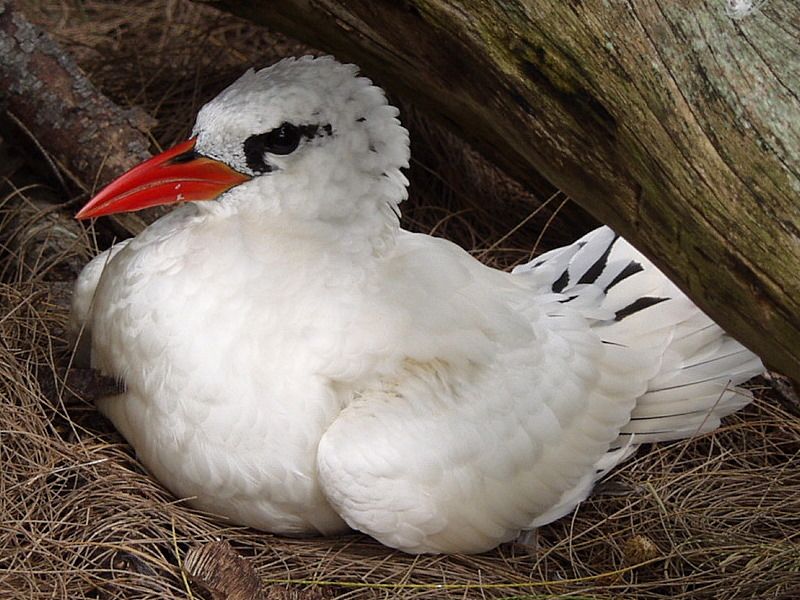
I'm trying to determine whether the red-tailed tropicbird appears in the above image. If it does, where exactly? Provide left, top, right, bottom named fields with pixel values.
left=71, top=56, right=764, bottom=554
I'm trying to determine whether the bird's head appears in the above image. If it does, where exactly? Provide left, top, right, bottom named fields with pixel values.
left=77, top=56, right=410, bottom=236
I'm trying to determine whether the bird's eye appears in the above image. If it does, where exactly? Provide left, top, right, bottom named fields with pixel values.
left=242, top=122, right=328, bottom=174
left=263, top=122, right=302, bottom=155
left=243, top=123, right=303, bottom=174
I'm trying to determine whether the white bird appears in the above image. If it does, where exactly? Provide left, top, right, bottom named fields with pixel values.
left=71, top=56, right=763, bottom=554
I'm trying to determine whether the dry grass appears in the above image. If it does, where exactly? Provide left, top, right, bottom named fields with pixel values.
left=1, top=1, right=798, bottom=598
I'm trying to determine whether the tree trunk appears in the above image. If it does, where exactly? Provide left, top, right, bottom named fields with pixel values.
left=215, top=0, right=800, bottom=379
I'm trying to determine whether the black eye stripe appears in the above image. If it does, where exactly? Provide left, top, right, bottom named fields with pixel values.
left=242, top=122, right=333, bottom=174
left=243, top=147, right=273, bottom=174
left=297, top=124, right=318, bottom=138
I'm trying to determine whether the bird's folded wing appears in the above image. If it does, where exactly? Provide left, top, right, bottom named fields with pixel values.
left=316, top=232, right=659, bottom=554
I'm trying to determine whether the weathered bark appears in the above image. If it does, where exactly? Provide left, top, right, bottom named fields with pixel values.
left=214, top=0, right=800, bottom=379
left=0, top=0, right=157, bottom=235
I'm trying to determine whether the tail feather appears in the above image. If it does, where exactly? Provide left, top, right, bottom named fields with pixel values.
left=515, top=226, right=764, bottom=451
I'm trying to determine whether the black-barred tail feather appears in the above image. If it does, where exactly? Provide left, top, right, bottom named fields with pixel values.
left=514, top=226, right=763, bottom=453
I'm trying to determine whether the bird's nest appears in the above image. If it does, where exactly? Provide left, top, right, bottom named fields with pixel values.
left=1, top=2, right=798, bottom=598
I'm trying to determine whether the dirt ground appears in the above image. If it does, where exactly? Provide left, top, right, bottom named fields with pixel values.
left=1, top=1, right=798, bottom=598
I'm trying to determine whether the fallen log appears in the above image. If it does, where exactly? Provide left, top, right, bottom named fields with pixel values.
left=0, top=0, right=157, bottom=235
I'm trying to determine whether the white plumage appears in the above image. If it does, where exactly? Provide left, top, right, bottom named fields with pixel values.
left=71, top=56, right=763, bottom=554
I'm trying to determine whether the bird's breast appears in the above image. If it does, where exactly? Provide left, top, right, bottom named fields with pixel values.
left=88, top=225, right=379, bottom=533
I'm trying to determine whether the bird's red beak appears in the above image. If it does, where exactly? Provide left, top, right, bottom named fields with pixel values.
left=75, top=138, right=251, bottom=219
